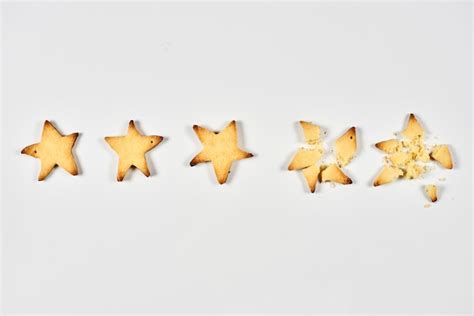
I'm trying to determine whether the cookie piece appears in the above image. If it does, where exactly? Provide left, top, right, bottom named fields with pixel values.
left=401, top=113, right=424, bottom=140
left=190, top=120, right=253, bottom=184
left=105, top=120, right=163, bottom=181
left=320, top=164, right=352, bottom=184
left=425, top=184, right=438, bottom=202
left=21, top=120, right=79, bottom=181
left=430, top=145, right=453, bottom=169
left=299, top=121, right=320, bottom=145
left=375, top=139, right=402, bottom=154
left=373, top=165, right=403, bottom=186
left=301, top=164, right=320, bottom=193
left=288, top=147, right=323, bottom=171
left=335, top=127, right=357, bottom=167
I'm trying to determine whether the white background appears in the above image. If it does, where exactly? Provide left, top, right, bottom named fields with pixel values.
left=2, top=2, right=472, bottom=314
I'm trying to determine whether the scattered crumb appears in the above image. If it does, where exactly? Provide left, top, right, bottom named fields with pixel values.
left=439, top=177, right=446, bottom=181
left=424, top=203, right=431, bottom=208
left=330, top=182, right=336, bottom=188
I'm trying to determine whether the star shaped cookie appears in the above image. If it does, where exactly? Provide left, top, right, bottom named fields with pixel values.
left=105, top=120, right=163, bottom=181
left=190, top=120, right=253, bottom=184
left=288, top=121, right=357, bottom=193
left=21, top=120, right=79, bottom=181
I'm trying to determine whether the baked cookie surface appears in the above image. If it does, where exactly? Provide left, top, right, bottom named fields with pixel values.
left=21, top=120, right=79, bottom=181
left=190, top=120, right=253, bottom=184
left=105, top=120, right=163, bottom=181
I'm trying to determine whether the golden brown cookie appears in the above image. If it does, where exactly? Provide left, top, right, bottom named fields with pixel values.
left=425, top=184, right=438, bottom=202
left=401, top=113, right=424, bottom=140
left=299, top=121, right=321, bottom=145
left=375, top=139, right=402, bottom=154
left=335, top=127, right=357, bottom=167
left=430, top=145, right=453, bottom=169
left=288, top=121, right=324, bottom=171
left=320, top=164, right=352, bottom=184
left=21, top=120, right=79, bottom=181
left=190, top=120, right=253, bottom=184
left=301, top=164, right=320, bottom=193
left=373, top=165, right=403, bottom=186
left=288, top=148, right=323, bottom=171
left=105, top=120, right=163, bottom=181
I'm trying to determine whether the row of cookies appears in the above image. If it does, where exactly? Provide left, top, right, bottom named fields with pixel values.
left=21, top=114, right=453, bottom=202
left=21, top=120, right=251, bottom=183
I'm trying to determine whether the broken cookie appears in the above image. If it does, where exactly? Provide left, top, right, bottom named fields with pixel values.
left=302, top=164, right=320, bottom=193
left=320, top=164, right=352, bottom=184
left=373, top=165, right=403, bottom=187
left=288, top=121, right=357, bottom=193
left=402, top=113, right=424, bottom=140
left=373, top=113, right=454, bottom=204
left=375, top=139, right=402, bottom=154
left=430, top=145, right=453, bottom=169
left=335, top=127, right=357, bottom=167
left=425, top=184, right=438, bottom=202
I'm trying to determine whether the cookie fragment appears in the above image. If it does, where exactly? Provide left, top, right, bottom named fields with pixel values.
left=21, top=120, right=79, bottom=181
left=190, top=120, right=253, bottom=184
left=373, top=165, right=403, bottom=186
left=299, top=121, right=320, bottom=145
left=375, top=139, right=402, bottom=154
left=105, top=120, right=163, bottom=181
left=425, top=184, right=438, bottom=202
left=402, top=113, right=424, bottom=140
left=302, top=164, right=320, bottom=193
left=430, top=145, right=453, bottom=169
left=288, top=147, right=323, bottom=171
left=320, top=164, right=352, bottom=184
left=335, top=127, right=357, bottom=167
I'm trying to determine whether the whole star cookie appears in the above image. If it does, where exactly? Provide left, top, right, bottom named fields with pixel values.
left=105, top=120, right=163, bottom=181
left=21, top=120, right=79, bottom=181
left=190, top=120, right=253, bottom=184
